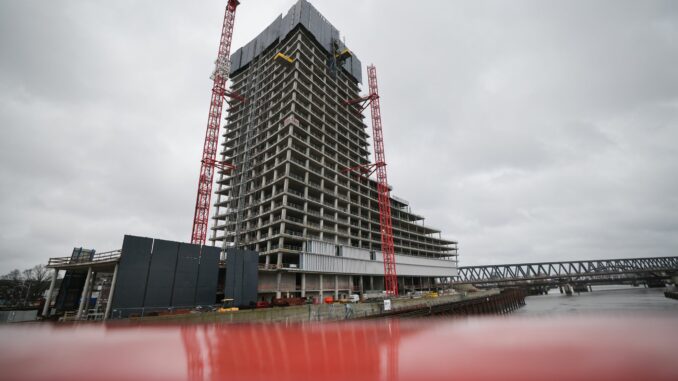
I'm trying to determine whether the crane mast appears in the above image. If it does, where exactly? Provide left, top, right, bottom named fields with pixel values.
left=344, top=65, right=399, bottom=296
left=366, top=65, right=399, bottom=296
left=191, top=0, right=240, bottom=245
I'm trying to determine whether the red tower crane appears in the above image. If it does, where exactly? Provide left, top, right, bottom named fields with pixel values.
left=191, top=0, right=241, bottom=245
left=345, top=65, right=398, bottom=296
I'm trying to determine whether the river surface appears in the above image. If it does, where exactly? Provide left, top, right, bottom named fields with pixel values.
left=513, top=285, right=678, bottom=316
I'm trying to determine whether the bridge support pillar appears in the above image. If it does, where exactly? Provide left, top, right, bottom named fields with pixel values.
left=104, top=263, right=119, bottom=321
left=76, top=267, right=93, bottom=320
left=42, top=269, right=58, bottom=318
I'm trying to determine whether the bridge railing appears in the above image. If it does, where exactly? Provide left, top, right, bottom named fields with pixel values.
left=48, top=249, right=122, bottom=267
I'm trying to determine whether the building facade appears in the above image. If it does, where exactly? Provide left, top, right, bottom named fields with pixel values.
left=211, top=0, right=458, bottom=300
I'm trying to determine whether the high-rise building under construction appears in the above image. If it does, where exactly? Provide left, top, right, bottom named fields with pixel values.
left=211, top=0, right=458, bottom=300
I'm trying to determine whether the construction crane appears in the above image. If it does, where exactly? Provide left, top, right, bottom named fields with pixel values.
left=191, top=0, right=242, bottom=245
left=345, top=65, right=398, bottom=296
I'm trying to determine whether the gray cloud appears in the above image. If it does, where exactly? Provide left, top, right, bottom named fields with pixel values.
left=1, top=0, right=676, bottom=272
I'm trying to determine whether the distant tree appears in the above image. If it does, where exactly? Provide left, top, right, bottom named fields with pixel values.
left=2, top=269, right=22, bottom=282
left=32, top=265, right=49, bottom=283
left=22, top=268, right=33, bottom=287
left=0, top=265, right=52, bottom=308
left=27, top=264, right=51, bottom=302
left=0, top=269, right=24, bottom=306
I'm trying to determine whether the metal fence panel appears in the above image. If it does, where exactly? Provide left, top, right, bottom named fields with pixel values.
left=242, top=249, right=259, bottom=304
left=195, top=246, right=220, bottom=306
left=54, top=270, right=87, bottom=312
left=225, top=249, right=259, bottom=307
left=144, top=239, right=179, bottom=308
left=171, top=243, right=200, bottom=307
left=111, top=235, right=153, bottom=317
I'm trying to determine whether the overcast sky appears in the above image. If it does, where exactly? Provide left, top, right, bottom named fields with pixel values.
left=1, top=0, right=676, bottom=273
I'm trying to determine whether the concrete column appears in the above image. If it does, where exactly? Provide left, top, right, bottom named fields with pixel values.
left=104, top=263, right=119, bottom=321
left=301, top=273, right=306, bottom=297
left=85, top=271, right=96, bottom=316
left=85, top=272, right=96, bottom=307
left=275, top=272, right=282, bottom=299
left=334, top=275, right=339, bottom=299
left=319, top=274, right=323, bottom=298
left=265, top=254, right=271, bottom=269
left=370, top=276, right=374, bottom=291
left=42, top=269, right=58, bottom=317
left=359, top=276, right=364, bottom=297
left=276, top=253, right=283, bottom=268
left=76, top=267, right=93, bottom=320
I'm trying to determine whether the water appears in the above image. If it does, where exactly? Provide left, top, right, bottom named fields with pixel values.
left=513, top=285, right=678, bottom=316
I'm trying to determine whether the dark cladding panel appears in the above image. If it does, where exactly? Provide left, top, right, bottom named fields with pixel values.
left=308, top=7, right=323, bottom=49
left=321, top=21, right=332, bottom=52
left=111, top=235, right=152, bottom=315
left=233, top=249, right=244, bottom=303
left=330, top=25, right=340, bottom=45
left=242, top=40, right=255, bottom=66
left=256, top=15, right=281, bottom=56
left=300, top=0, right=311, bottom=26
left=195, top=246, right=220, bottom=306
left=54, top=270, right=87, bottom=311
left=351, top=55, right=362, bottom=83
left=280, top=6, right=295, bottom=37
left=171, top=243, right=200, bottom=308
left=144, top=239, right=179, bottom=308
left=224, top=249, right=259, bottom=308
left=224, top=250, right=236, bottom=301
left=292, top=0, right=302, bottom=24
left=242, top=250, right=259, bottom=306
left=231, top=48, right=242, bottom=73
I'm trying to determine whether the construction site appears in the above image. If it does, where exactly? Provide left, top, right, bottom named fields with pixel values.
left=40, top=0, right=462, bottom=321
left=6, top=2, right=678, bottom=380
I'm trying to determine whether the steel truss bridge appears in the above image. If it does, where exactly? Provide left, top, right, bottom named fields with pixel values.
left=456, top=256, right=678, bottom=286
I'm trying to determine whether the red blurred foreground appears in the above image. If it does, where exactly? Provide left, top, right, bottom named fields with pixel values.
left=1, top=316, right=677, bottom=381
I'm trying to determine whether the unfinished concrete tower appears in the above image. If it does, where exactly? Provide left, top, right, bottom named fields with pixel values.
left=211, top=0, right=458, bottom=300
